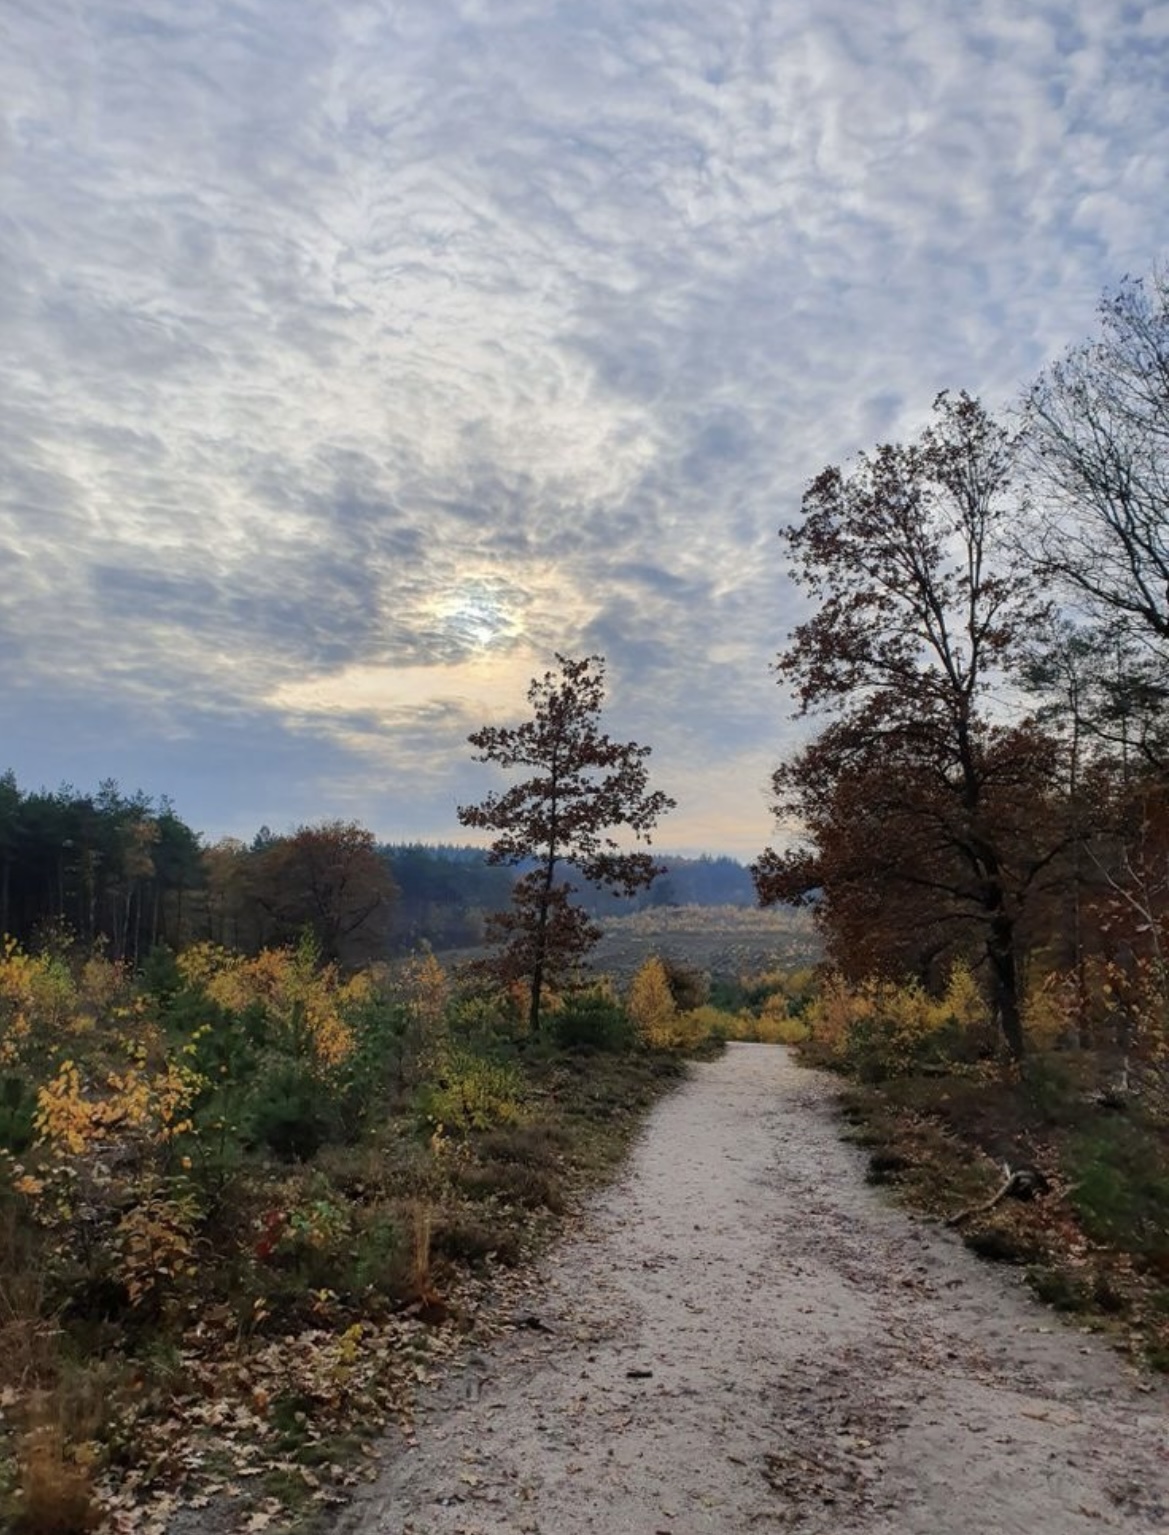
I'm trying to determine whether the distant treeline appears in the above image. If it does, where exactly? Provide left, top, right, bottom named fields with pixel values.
left=0, top=771, right=756, bottom=965
left=386, top=843, right=756, bottom=948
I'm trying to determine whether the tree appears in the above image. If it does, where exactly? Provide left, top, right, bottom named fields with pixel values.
left=628, top=955, right=677, bottom=1047
left=0, top=770, right=19, bottom=937
left=1025, top=270, right=1169, bottom=657
left=250, top=821, right=396, bottom=965
left=0, top=773, right=205, bottom=957
left=458, top=654, right=674, bottom=1031
left=754, top=393, right=1058, bottom=1058
left=150, top=802, right=204, bottom=950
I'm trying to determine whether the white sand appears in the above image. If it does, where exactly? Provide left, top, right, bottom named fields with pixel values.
left=341, top=1044, right=1167, bottom=1535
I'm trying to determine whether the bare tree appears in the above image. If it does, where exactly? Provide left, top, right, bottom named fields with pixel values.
left=1025, top=270, right=1169, bottom=652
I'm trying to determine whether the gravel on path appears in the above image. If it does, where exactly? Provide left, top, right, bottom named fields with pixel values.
left=339, top=1043, right=1167, bottom=1535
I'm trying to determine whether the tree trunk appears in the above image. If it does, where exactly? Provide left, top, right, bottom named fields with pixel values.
left=987, top=908, right=1025, bottom=1060
left=528, top=848, right=559, bottom=1034
left=528, top=891, right=550, bottom=1034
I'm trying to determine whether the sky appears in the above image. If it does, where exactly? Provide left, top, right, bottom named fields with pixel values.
left=2, top=1, right=1168, bottom=858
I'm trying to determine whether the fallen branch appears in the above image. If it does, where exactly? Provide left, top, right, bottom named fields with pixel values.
left=945, top=1162, right=1051, bottom=1228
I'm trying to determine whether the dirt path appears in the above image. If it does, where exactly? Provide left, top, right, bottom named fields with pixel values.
left=340, top=1044, right=1166, bottom=1535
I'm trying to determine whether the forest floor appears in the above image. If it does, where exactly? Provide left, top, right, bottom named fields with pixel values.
left=338, top=1043, right=1166, bottom=1535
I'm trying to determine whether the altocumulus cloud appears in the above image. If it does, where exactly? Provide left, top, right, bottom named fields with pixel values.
left=2, top=0, right=1168, bottom=852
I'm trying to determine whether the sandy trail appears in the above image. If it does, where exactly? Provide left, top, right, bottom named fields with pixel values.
left=340, top=1044, right=1166, bottom=1534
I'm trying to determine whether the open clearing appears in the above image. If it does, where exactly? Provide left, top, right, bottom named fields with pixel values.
left=340, top=1044, right=1165, bottom=1535
left=435, top=904, right=821, bottom=991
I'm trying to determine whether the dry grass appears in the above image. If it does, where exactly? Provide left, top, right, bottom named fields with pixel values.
left=410, top=1201, right=433, bottom=1297
left=5, top=1416, right=101, bottom=1534
left=0, top=1205, right=60, bottom=1398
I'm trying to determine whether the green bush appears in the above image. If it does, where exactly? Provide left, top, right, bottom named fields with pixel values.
left=349, top=1213, right=408, bottom=1297
left=1019, top=1055, right=1087, bottom=1129
left=1027, top=1265, right=1094, bottom=1312
left=140, top=944, right=183, bottom=1005
left=552, top=993, right=634, bottom=1053
left=1068, top=1118, right=1169, bottom=1263
left=246, top=1059, right=338, bottom=1161
left=0, top=1074, right=36, bottom=1154
left=169, top=990, right=265, bottom=1087
left=421, top=1050, right=525, bottom=1137
left=341, top=994, right=415, bottom=1112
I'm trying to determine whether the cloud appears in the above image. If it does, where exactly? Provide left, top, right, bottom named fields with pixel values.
left=3, top=0, right=1169, bottom=855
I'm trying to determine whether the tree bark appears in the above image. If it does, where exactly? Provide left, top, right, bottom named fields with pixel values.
left=528, top=854, right=556, bottom=1034
left=987, top=908, right=1025, bottom=1060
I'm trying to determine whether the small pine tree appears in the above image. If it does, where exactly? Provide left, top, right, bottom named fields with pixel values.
left=458, top=655, right=674, bottom=1031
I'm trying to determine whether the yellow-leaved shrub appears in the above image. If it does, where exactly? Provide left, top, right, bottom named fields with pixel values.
left=426, top=1049, right=525, bottom=1138
left=34, top=1058, right=204, bottom=1156
left=177, top=940, right=360, bottom=1066
left=0, top=941, right=78, bottom=1068
left=627, top=956, right=677, bottom=1047
left=805, top=963, right=991, bottom=1079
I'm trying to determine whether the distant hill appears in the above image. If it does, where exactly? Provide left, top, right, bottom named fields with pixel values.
left=381, top=844, right=760, bottom=952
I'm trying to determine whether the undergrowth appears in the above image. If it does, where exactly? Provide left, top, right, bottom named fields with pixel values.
left=0, top=938, right=712, bottom=1531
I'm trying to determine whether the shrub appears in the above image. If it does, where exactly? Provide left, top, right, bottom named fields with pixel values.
left=805, top=965, right=991, bottom=1080
left=341, top=993, right=414, bottom=1110
left=1068, top=1117, right=1169, bottom=1264
left=660, top=958, right=710, bottom=1012
left=673, top=1004, right=734, bottom=1047
left=455, top=1161, right=566, bottom=1213
left=139, top=945, right=183, bottom=1006
left=422, top=1050, right=525, bottom=1137
left=1021, top=971, right=1078, bottom=1051
left=741, top=966, right=818, bottom=1015
left=431, top=1213, right=521, bottom=1267
left=0, top=942, right=76, bottom=1024
left=115, top=1184, right=202, bottom=1310
left=246, top=1059, right=338, bottom=1161
left=710, top=1004, right=804, bottom=1044
left=447, top=994, right=512, bottom=1048
left=753, top=1013, right=811, bottom=1044
left=962, top=1226, right=1044, bottom=1264
left=4, top=1423, right=99, bottom=1535
left=627, top=957, right=677, bottom=1047
left=1018, top=1054, right=1087, bottom=1128
left=0, top=1074, right=37, bottom=1154
left=475, top=1123, right=570, bottom=1164
left=348, top=1212, right=408, bottom=1297
left=177, top=941, right=361, bottom=1068
left=552, top=992, right=634, bottom=1053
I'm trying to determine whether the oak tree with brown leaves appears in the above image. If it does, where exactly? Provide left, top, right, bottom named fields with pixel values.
left=753, top=393, right=1061, bottom=1058
left=458, top=654, right=674, bottom=1032
left=250, top=820, right=396, bottom=965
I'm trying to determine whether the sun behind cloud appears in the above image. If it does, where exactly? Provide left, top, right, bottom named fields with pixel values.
left=429, top=582, right=521, bottom=653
